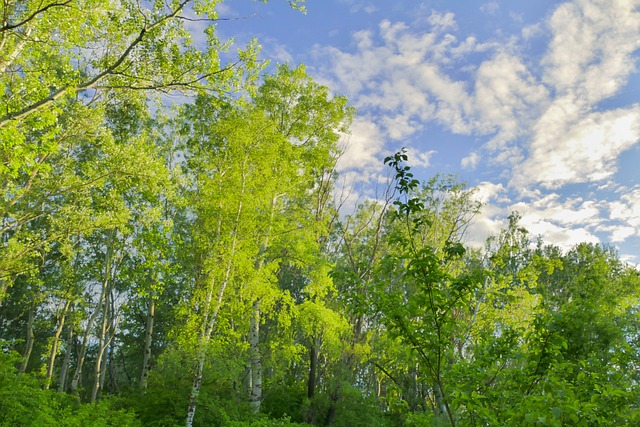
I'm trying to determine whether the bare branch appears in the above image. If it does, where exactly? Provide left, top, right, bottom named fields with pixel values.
left=175, top=15, right=251, bottom=23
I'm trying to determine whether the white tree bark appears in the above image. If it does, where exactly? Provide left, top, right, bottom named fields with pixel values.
left=249, top=299, right=262, bottom=413
left=140, top=295, right=155, bottom=390
left=58, top=326, right=73, bottom=392
left=186, top=187, right=244, bottom=427
left=44, top=299, right=70, bottom=389
left=18, top=305, right=35, bottom=374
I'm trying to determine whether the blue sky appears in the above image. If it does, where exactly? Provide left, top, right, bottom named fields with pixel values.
left=208, top=0, right=640, bottom=263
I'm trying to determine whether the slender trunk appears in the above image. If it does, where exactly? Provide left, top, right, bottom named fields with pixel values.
left=186, top=247, right=237, bottom=427
left=0, top=26, right=32, bottom=74
left=307, top=343, right=317, bottom=399
left=71, top=288, right=106, bottom=393
left=324, top=388, right=339, bottom=427
left=70, top=314, right=96, bottom=394
left=0, top=279, right=7, bottom=307
left=71, top=230, right=115, bottom=394
left=58, top=326, right=73, bottom=392
left=249, top=299, right=262, bottom=413
left=91, top=288, right=110, bottom=403
left=433, top=380, right=455, bottom=426
left=108, top=339, right=118, bottom=394
left=92, top=291, right=120, bottom=402
left=97, top=338, right=109, bottom=399
left=44, top=300, right=70, bottom=389
left=186, top=164, right=248, bottom=427
left=247, top=196, right=277, bottom=413
left=140, top=295, right=155, bottom=390
left=18, top=305, right=35, bottom=374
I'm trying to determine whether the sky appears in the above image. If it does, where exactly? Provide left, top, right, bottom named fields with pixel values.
left=208, top=0, right=640, bottom=264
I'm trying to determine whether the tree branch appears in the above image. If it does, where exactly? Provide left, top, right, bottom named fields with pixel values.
left=0, top=0, right=73, bottom=33
left=0, top=0, right=192, bottom=127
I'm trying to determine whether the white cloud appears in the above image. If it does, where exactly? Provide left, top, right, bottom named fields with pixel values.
left=542, top=0, right=640, bottom=101
left=505, top=0, right=640, bottom=189
left=480, top=2, right=499, bottom=15
left=307, top=0, right=640, bottom=255
left=474, top=181, right=507, bottom=204
left=522, top=23, right=543, bottom=40
left=336, top=118, right=386, bottom=176
left=312, top=0, right=640, bottom=193
left=461, top=152, right=480, bottom=169
left=515, top=105, right=640, bottom=188
left=404, top=147, right=436, bottom=168
left=427, top=10, right=457, bottom=31
left=338, top=0, right=379, bottom=14
left=509, top=197, right=602, bottom=249
left=474, top=52, right=549, bottom=146
left=609, top=187, right=640, bottom=228
left=270, top=43, right=294, bottom=63
left=610, top=226, right=636, bottom=242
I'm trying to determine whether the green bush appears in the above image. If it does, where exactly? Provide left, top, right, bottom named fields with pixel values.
left=0, top=349, right=140, bottom=427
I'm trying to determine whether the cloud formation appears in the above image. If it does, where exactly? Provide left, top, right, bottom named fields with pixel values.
left=308, top=0, right=640, bottom=259
left=314, top=0, right=640, bottom=188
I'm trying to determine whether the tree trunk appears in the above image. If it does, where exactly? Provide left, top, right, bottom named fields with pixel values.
left=91, top=289, right=120, bottom=402
left=307, top=342, right=318, bottom=399
left=71, top=229, right=116, bottom=394
left=18, top=305, right=35, bottom=374
left=140, top=295, right=155, bottom=390
left=58, top=326, right=73, bottom=392
left=186, top=168, right=247, bottom=427
left=97, top=338, right=109, bottom=399
left=246, top=195, right=277, bottom=413
left=249, top=299, right=262, bottom=413
left=186, top=232, right=239, bottom=427
left=44, top=300, right=70, bottom=389
left=91, top=288, right=111, bottom=403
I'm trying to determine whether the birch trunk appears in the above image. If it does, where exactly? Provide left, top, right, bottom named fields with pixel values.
left=185, top=244, right=237, bottom=427
left=18, top=305, right=35, bottom=374
left=186, top=194, right=244, bottom=427
left=58, top=326, right=73, bottom=392
left=91, top=287, right=110, bottom=403
left=71, top=230, right=115, bottom=394
left=44, top=300, right=70, bottom=389
left=97, top=339, right=109, bottom=399
left=307, top=342, right=318, bottom=399
left=247, top=195, right=278, bottom=413
left=92, top=291, right=120, bottom=402
left=249, top=299, right=262, bottom=413
left=140, top=295, right=155, bottom=390
left=0, top=26, right=32, bottom=74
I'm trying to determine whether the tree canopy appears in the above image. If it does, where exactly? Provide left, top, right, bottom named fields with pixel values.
left=1, top=2, right=639, bottom=427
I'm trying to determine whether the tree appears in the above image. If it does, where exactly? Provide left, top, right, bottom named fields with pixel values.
left=175, top=64, right=352, bottom=425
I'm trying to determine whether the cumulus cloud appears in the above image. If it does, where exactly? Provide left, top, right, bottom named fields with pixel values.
left=514, top=0, right=640, bottom=189
left=427, top=10, right=457, bottom=31
left=338, top=0, right=379, bottom=14
left=316, top=0, right=640, bottom=189
left=609, top=187, right=640, bottom=229
left=309, top=0, right=640, bottom=252
left=474, top=181, right=508, bottom=204
left=467, top=190, right=605, bottom=250
left=480, top=2, right=499, bottom=15
left=515, top=106, right=640, bottom=188
left=461, top=152, right=480, bottom=169
left=336, top=118, right=386, bottom=176
left=404, top=147, right=436, bottom=168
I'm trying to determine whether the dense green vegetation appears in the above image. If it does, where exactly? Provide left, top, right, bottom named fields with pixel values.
left=1, top=1, right=639, bottom=426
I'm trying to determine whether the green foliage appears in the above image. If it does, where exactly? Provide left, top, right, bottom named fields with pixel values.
left=0, top=348, right=140, bottom=426
left=2, top=2, right=640, bottom=426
